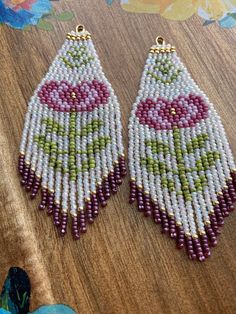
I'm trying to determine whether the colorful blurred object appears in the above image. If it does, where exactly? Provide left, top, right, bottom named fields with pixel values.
left=0, top=0, right=52, bottom=29
left=0, top=267, right=76, bottom=314
left=106, top=0, right=236, bottom=28
left=0, top=0, right=74, bottom=30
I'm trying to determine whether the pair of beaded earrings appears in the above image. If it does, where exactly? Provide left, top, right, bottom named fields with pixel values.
left=19, top=25, right=236, bottom=262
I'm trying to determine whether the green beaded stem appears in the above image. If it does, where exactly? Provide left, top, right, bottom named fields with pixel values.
left=142, top=128, right=221, bottom=201
left=34, top=116, right=111, bottom=181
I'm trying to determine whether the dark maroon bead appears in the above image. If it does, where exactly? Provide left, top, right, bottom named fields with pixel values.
left=129, top=196, right=135, bottom=204
left=25, top=185, right=32, bottom=192
left=129, top=181, right=137, bottom=204
left=205, top=225, right=217, bottom=246
left=210, top=214, right=220, bottom=235
left=222, top=210, right=229, bottom=217
left=137, top=190, right=144, bottom=212
left=92, top=210, right=99, bottom=217
left=109, top=173, right=118, bottom=193
left=176, top=226, right=185, bottom=249
left=86, top=201, right=94, bottom=224
left=54, top=219, right=60, bottom=227
left=143, top=195, right=152, bottom=217
left=153, top=212, right=161, bottom=224
left=160, top=211, right=169, bottom=233
left=103, top=177, right=111, bottom=199
left=87, top=216, right=94, bottom=224
left=38, top=203, right=46, bottom=210
left=97, top=187, right=107, bottom=207
left=114, top=165, right=122, bottom=185
left=144, top=210, right=152, bottom=217
left=47, top=205, right=53, bottom=215
left=169, top=228, right=177, bottom=238
left=21, top=179, right=27, bottom=186
left=80, top=227, right=87, bottom=233
left=73, top=232, right=80, bottom=240
left=30, top=192, right=37, bottom=199
left=100, top=200, right=107, bottom=207
left=200, top=234, right=211, bottom=258
left=185, top=237, right=197, bottom=260
left=59, top=213, right=68, bottom=236
left=192, top=238, right=205, bottom=262
left=30, top=182, right=40, bottom=198
left=169, top=218, right=177, bottom=238
left=119, top=156, right=127, bottom=177
left=72, top=217, right=80, bottom=239
left=53, top=215, right=61, bottom=226
left=214, top=204, right=224, bottom=225
left=78, top=211, right=87, bottom=233
left=60, top=228, right=66, bottom=236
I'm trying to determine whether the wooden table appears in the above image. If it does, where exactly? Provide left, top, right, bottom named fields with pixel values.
left=0, top=0, right=236, bottom=313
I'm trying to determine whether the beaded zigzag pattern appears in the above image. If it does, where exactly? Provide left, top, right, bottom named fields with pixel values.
left=19, top=29, right=126, bottom=239
left=128, top=41, right=236, bottom=261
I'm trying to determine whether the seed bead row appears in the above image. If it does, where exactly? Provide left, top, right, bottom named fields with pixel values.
left=54, top=112, right=64, bottom=205
left=212, top=113, right=234, bottom=176
left=139, top=123, right=152, bottom=215
left=144, top=125, right=158, bottom=205
left=24, top=99, right=42, bottom=166
left=187, top=77, right=233, bottom=184
left=75, top=110, right=85, bottom=208
left=19, top=98, right=35, bottom=155
left=184, top=126, right=211, bottom=232
left=30, top=102, right=44, bottom=172
left=212, top=107, right=235, bottom=170
left=166, top=130, right=183, bottom=225
left=187, top=125, right=211, bottom=225
left=178, top=129, right=198, bottom=236
left=61, top=112, right=70, bottom=212
left=66, top=32, right=91, bottom=41
left=150, top=45, right=176, bottom=54
left=88, top=39, right=124, bottom=159
left=35, top=106, right=48, bottom=180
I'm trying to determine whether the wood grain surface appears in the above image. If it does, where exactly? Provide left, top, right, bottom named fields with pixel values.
left=0, top=1, right=236, bottom=313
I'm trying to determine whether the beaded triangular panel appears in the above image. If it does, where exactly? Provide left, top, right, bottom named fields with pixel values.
left=19, top=27, right=126, bottom=239
left=128, top=40, right=236, bottom=261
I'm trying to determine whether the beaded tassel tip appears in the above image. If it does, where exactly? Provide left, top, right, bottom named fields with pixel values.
left=19, top=25, right=126, bottom=239
left=128, top=36, right=236, bottom=261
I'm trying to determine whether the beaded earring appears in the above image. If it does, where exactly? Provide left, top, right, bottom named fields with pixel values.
left=19, top=25, right=126, bottom=239
left=128, top=36, right=236, bottom=261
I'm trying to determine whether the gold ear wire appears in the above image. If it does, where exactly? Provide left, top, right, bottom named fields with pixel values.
left=156, top=36, right=165, bottom=45
left=76, top=24, right=85, bottom=32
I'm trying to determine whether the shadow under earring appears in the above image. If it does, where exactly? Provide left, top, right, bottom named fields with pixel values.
left=128, top=36, right=236, bottom=261
left=19, top=25, right=126, bottom=239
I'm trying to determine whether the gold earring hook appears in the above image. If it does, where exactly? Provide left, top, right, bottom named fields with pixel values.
left=156, top=36, right=165, bottom=45
left=76, top=24, right=85, bottom=33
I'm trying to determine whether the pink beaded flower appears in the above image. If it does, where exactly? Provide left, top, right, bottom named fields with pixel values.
left=38, top=80, right=110, bottom=112
left=136, top=94, right=209, bottom=130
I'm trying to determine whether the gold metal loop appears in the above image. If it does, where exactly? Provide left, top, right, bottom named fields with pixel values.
left=156, top=36, right=165, bottom=45
left=76, top=24, right=85, bottom=33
